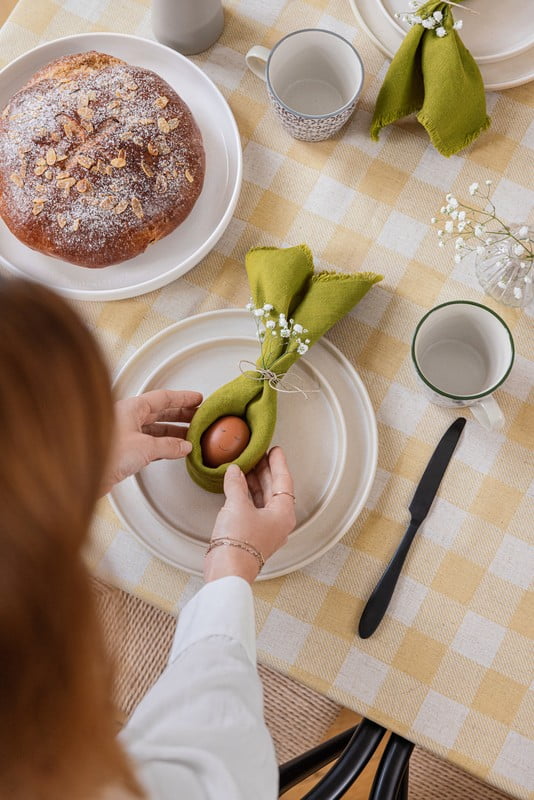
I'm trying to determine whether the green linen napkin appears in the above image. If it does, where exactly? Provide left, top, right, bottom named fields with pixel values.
left=371, top=0, right=490, bottom=156
left=186, top=244, right=382, bottom=493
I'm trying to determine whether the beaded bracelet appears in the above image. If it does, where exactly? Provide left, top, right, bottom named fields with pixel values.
left=205, top=537, right=265, bottom=573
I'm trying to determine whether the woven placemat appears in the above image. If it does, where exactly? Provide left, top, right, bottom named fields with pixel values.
left=92, top=578, right=514, bottom=798
left=409, top=748, right=514, bottom=800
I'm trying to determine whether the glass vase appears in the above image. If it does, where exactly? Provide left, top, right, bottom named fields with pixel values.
left=475, top=234, right=533, bottom=308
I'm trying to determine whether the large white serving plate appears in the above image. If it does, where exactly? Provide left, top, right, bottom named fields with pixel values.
left=0, top=33, right=242, bottom=300
left=110, top=310, right=378, bottom=579
left=350, top=0, right=534, bottom=90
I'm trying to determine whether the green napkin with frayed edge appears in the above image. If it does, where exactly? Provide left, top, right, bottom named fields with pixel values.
left=371, top=0, right=490, bottom=156
left=186, top=244, right=382, bottom=493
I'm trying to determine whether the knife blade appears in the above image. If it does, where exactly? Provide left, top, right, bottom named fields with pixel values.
left=358, top=416, right=466, bottom=639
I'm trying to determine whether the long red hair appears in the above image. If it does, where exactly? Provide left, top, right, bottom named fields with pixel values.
left=0, top=278, right=143, bottom=799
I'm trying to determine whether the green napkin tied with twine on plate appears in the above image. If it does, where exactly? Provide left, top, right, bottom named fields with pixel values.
left=371, top=0, right=490, bottom=156
left=186, top=244, right=382, bottom=493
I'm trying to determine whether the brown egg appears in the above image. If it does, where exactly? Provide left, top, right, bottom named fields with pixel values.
left=201, top=415, right=251, bottom=468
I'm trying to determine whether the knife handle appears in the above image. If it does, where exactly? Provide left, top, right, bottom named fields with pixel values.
left=358, top=520, right=420, bottom=639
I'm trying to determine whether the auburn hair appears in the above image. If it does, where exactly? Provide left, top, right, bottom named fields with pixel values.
left=0, top=278, right=143, bottom=799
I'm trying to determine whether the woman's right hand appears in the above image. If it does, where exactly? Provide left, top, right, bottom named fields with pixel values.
left=204, top=447, right=296, bottom=585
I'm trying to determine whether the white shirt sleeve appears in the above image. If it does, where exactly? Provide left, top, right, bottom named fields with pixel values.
left=119, top=576, right=278, bottom=800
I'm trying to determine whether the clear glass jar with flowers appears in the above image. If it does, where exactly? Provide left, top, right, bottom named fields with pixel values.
left=432, top=180, right=533, bottom=308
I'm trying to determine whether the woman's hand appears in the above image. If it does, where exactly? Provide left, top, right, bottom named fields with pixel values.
left=100, top=389, right=203, bottom=496
left=204, top=447, right=296, bottom=584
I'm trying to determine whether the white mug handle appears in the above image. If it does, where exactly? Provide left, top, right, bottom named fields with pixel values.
left=245, top=45, right=270, bottom=81
left=470, top=395, right=505, bottom=431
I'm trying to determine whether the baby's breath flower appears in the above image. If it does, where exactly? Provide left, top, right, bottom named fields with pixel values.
left=422, top=17, right=436, bottom=28
left=433, top=10, right=443, bottom=21
left=436, top=26, right=447, bottom=37
left=432, top=181, right=533, bottom=283
left=453, top=20, right=463, bottom=30
left=246, top=301, right=312, bottom=361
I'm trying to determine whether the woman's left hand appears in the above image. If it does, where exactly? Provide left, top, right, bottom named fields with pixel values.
left=100, top=389, right=203, bottom=495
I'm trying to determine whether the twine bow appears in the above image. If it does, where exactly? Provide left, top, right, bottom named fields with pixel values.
left=238, top=360, right=320, bottom=400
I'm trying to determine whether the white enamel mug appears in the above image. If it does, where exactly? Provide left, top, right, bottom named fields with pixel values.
left=411, top=301, right=514, bottom=431
left=245, top=29, right=364, bottom=142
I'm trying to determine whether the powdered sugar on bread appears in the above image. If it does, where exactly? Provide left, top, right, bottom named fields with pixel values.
left=0, top=51, right=205, bottom=268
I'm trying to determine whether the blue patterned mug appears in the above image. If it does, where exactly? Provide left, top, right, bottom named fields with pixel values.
left=245, top=29, right=364, bottom=142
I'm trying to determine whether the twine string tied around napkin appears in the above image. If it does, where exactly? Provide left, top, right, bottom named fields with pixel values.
left=238, top=359, right=320, bottom=400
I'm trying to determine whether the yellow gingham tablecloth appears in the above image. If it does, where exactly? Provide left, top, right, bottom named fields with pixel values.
left=0, top=0, right=533, bottom=796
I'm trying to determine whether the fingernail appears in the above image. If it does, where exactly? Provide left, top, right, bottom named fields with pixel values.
left=226, top=464, right=240, bottom=476
left=183, top=441, right=193, bottom=454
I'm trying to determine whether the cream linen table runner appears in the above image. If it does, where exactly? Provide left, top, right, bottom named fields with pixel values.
left=0, top=1, right=532, bottom=798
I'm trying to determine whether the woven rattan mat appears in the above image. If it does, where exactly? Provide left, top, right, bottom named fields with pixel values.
left=92, top=578, right=513, bottom=798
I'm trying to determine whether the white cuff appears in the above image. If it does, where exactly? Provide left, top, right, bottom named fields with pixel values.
left=170, top=576, right=256, bottom=666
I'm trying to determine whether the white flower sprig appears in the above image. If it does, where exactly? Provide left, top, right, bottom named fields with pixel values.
left=395, top=0, right=464, bottom=37
left=431, top=181, right=533, bottom=267
left=246, top=301, right=311, bottom=362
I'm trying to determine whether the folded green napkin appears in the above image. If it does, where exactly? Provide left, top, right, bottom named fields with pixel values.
left=371, top=0, right=490, bottom=156
left=186, top=244, right=382, bottom=492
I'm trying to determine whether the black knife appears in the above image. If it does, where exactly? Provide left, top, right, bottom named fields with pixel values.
left=358, top=417, right=466, bottom=639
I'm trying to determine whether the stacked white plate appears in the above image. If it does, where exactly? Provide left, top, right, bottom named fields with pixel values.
left=350, top=0, right=534, bottom=90
left=110, top=310, right=378, bottom=579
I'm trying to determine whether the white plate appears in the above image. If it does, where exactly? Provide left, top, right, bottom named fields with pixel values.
left=0, top=33, right=242, bottom=301
left=109, top=309, right=378, bottom=579
left=350, top=0, right=534, bottom=90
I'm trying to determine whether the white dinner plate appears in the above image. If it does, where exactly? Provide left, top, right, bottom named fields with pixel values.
left=350, top=0, right=534, bottom=90
left=109, top=310, right=378, bottom=579
left=0, top=33, right=242, bottom=301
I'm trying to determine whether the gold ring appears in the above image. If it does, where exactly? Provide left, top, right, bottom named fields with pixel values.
left=272, top=490, right=296, bottom=503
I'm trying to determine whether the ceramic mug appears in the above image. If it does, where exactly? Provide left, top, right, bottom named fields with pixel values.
left=151, top=0, right=224, bottom=55
left=245, top=29, right=364, bottom=142
left=411, top=301, right=514, bottom=431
